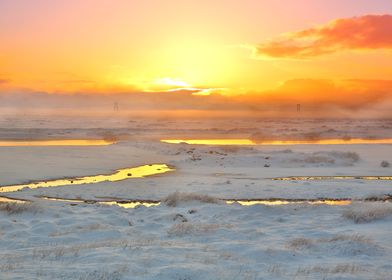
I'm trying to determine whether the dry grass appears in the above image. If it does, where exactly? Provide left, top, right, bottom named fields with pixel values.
left=293, top=151, right=360, bottom=165
left=49, top=223, right=107, bottom=237
left=295, top=263, right=365, bottom=276
left=288, top=237, right=313, bottom=249
left=77, top=270, right=125, bottom=280
left=100, top=131, right=120, bottom=142
left=167, top=222, right=220, bottom=237
left=267, top=264, right=284, bottom=276
left=0, top=202, right=41, bottom=214
left=249, top=131, right=270, bottom=143
left=219, top=145, right=241, bottom=153
left=343, top=202, right=392, bottom=223
left=337, top=151, right=360, bottom=162
left=288, top=234, right=372, bottom=250
left=0, top=260, right=23, bottom=273
left=163, top=192, right=221, bottom=207
left=32, top=238, right=158, bottom=260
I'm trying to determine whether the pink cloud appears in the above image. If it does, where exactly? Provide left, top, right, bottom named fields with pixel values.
left=256, top=14, right=392, bottom=58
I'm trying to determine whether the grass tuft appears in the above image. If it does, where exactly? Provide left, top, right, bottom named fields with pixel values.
left=343, top=202, right=392, bottom=223
left=163, top=192, right=221, bottom=207
left=0, top=202, right=41, bottom=214
left=167, top=222, right=220, bottom=237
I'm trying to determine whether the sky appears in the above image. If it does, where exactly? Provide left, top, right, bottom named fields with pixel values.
left=1, top=0, right=392, bottom=116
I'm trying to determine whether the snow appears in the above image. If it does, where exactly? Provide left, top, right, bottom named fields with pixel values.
left=0, top=115, right=392, bottom=279
left=1, top=200, right=391, bottom=279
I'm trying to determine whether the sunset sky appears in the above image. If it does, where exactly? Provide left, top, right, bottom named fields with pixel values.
left=1, top=0, right=392, bottom=115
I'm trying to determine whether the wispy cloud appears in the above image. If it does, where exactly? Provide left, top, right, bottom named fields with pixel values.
left=0, top=78, right=10, bottom=84
left=256, top=14, right=392, bottom=59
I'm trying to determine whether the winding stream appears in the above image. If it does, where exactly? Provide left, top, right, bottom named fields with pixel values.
left=0, top=164, right=174, bottom=193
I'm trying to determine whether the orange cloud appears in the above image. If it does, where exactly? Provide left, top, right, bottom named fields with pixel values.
left=237, top=79, right=392, bottom=112
left=256, top=14, right=392, bottom=58
left=0, top=78, right=10, bottom=84
left=1, top=79, right=392, bottom=118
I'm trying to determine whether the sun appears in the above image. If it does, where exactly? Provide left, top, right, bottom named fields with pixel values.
left=154, top=77, right=190, bottom=88
left=138, top=77, right=192, bottom=92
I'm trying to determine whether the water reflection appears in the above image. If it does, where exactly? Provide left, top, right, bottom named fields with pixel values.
left=161, top=138, right=392, bottom=145
left=272, top=176, right=392, bottom=181
left=0, top=139, right=116, bottom=147
left=226, top=199, right=352, bottom=206
left=41, top=196, right=160, bottom=208
left=99, top=201, right=161, bottom=208
left=43, top=197, right=86, bottom=203
left=40, top=197, right=352, bottom=208
left=0, top=196, right=27, bottom=203
left=0, top=164, right=174, bottom=193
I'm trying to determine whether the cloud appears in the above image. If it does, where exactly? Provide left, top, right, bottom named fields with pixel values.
left=60, top=79, right=95, bottom=84
left=238, top=79, right=392, bottom=112
left=1, top=79, right=392, bottom=118
left=0, top=78, right=10, bottom=84
left=256, top=14, right=392, bottom=58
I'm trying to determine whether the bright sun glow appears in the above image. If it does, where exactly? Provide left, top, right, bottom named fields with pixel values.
left=154, top=78, right=190, bottom=88
left=136, top=77, right=193, bottom=92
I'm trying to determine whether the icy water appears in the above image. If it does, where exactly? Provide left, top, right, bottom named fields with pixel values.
left=39, top=197, right=354, bottom=208
left=0, top=196, right=27, bottom=203
left=0, top=164, right=174, bottom=193
left=161, top=138, right=392, bottom=145
left=225, top=199, right=352, bottom=206
left=41, top=196, right=160, bottom=208
left=0, top=139, right=115, bottom=146
left=102, top=199, right=352, bottom=208
left=272, top=176, right=392, bottom=181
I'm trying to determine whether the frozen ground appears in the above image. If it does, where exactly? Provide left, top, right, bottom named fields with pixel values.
left=0, top=115, right=392, bottom=279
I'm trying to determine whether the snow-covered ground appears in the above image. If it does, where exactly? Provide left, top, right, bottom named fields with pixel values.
left=1, top=115, right=392, bottom=279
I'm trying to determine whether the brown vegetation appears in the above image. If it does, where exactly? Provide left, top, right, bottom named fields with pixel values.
left=163, top=192, right=221, bottom=207
left=343, top=202, right=392, bottom=223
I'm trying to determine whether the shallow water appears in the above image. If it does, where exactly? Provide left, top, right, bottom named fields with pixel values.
left=0, top=139, right=115, bottom=147
left=272, top=176, right=392, bottom=181
left=161, top=138, right=392, bottom=145
left=0, top=196, right=27, bottom=203
left=40, top=197, right=354, bottom=208
left=99, top=201, right=161, bottom=208
left=0, top=164, right=174, bottom=193
left=226, top=199, right=352, bottom=206
left=41, top=196, right=161, bottom=208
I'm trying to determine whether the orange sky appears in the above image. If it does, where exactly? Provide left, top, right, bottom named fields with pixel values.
left=1, top=0, right=392, bottom=111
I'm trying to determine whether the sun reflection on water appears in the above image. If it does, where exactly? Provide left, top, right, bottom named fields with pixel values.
left=226, top=200, right=352, bottom=206
left=0, top=196, right=27, bottom=203
left=99, top=201, right=161, bottom=208
left=0, top=139, right=116, bottom=147
left=272, top=176, right=392, bottom=181
left=0, top=164, right=174, bottom=193
left=161, top=138, right=392, bottom=145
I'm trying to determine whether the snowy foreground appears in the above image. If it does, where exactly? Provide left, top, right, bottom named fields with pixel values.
left=1, top=198, right=392, bottom=280
left=1, top=117, right=392, bottom=279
